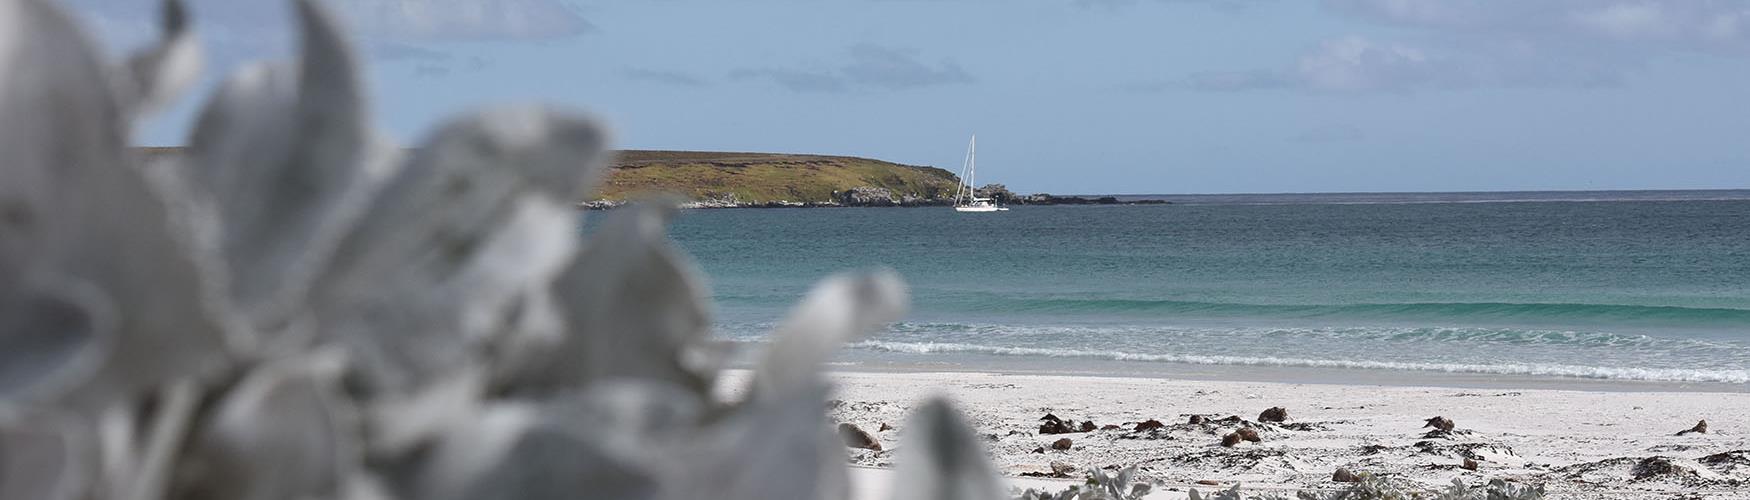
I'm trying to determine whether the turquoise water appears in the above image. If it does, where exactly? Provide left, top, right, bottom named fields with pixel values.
left=650, top=191, right=1750, bottom=384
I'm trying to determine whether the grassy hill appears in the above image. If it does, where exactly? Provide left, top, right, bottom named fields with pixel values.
left=598, top=150, right=961, bottom=204
left=131, top=148, right=963, bottom=205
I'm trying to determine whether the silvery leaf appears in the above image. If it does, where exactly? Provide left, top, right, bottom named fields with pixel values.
left=398, top=402, right=538, bottom=500
left=498, top=202, right=713, bottom=398
left=672, top=384, right=847, bottom=500
left=364, top=366, right=486, bottom=458
left=887, top=398, right=1006, bottom=500
left=0, top=412, right=96, bottom=500
left=423, top=382, right=701, bottom=500
left=116, top=380, right=199, bottom=500
left=754, top=270, right=907, bottom=398
left=0, top=280, right=114, bottom=406
left=119, top=0, right=200, bottom=116
left=172, top=351, right=353, bottom=500
left=178, top=0, right=392, bottom=337
left=541, top=380, right=705, bottom=460
left=308, top=106, right=610, bottom=394
left=0, top=0, right=239, bottom=410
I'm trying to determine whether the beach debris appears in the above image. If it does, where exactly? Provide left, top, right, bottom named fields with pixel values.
left=1134, top=419, right=1166, bottom=431
left=1333, top=468, right=1363, bottom=483
left=1630, top=456, right=1704, bottom=482
left=1258, top=407, right=1289, bottom=423
left=1557, top=455, right=1736, bottom=489
left=1279, top=421, right=1334, bottom=432
left=879, top=422, right=895, bottom=432
left=1220, top=433, right=1243, bottom=447
left=887, top=398, right=1009, bottom=500
left=1051, top=438, right=1074, bottom=450
left=1463, top=458, right=1480, bottom=471
left=1039, top=414, right=1076, bottom=434
left=839, top=423, right=882, bottom=450
left=1187, top=415, right=1208, bottom=425
left=1422, top=428, right=1472, bottom=439
left=1235, top=427, right=1262, bottom=443
left=1424, top=416, right=1457, bottom=432
left=1018, top=461, right=1079, bottom=478
left=1677, top=420, right=1708, bottom=436
left=1079, top=420, right=1097, bottom=432
left=1698, top=450, right=1750, bottom=478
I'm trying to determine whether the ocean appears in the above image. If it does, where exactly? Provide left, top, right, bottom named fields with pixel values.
left=640, top=190, right=1750, bottom=388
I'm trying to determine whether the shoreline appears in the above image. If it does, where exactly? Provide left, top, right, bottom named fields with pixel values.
left=579, top=196, right=1169, bottom=210
left=821, top=355, right=1750, bottom=394
left=578, top=188, right=1750, bottom=210
left=756, top=369, right=1750, bottom=499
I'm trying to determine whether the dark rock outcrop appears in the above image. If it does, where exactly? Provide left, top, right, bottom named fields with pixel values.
left=1134, top=419, right=1165, bottom=431
left=1236, top=427, right=1262, bottom=443
left=837, top=186, right=897, bottom=206
left=1424, top=416, right=1456, bottom=432
left=1221, top=433, right=1243, bottom=447
left=837, top=423, right=881, bottom=450
left=1677, top=420, right=1708, bottom=436
left=1050, top=438, right=1073, bottom=450
left=1333, top=468, right=1362, bottom=483
left=1259, top=407, right=1289, bottom=423
left=1039, top=413, right=1076, bottom=434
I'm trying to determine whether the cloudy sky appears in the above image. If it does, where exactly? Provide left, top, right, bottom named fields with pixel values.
left=64, top=0, right=1750, bottom=194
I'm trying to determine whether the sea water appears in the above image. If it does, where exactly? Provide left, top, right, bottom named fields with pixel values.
left=641, top=190, right=1750, bottom=387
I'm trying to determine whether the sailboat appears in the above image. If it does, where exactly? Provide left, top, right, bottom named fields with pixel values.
left=952, top=135, right=1008, bottom=212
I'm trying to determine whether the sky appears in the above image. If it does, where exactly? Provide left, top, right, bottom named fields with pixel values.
left=61, top=0, right=1750, bottom=194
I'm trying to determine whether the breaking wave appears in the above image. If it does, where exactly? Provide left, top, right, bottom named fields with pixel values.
left=970, top=298, right=1750, bottom=326
left=850, top=340, right=1750, bottom=384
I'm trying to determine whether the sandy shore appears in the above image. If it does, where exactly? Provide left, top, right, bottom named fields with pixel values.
left=782, top=370, right=1750, bottom=499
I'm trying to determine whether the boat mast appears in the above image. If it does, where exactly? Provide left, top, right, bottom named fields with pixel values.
left=954, top=134, right=975, bottom=206
left=967, top=135, right=977, bottom=201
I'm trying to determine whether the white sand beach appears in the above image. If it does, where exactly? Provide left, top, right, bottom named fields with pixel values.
left=734, top=371, right=1750, bottom=499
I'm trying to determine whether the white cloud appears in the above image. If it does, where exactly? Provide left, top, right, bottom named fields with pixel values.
left=1324, top=0, right=1750, bottom=54
left=330, top=0, right=593, bottom=41
left=61, top=0, right=592, bottom=44
left=623, top=68, right=711, bottom=88
left=1165, top=0, right=1747, bottom=93
left=731, top=44, right=973, bottom=93
left=1296, top=36, right=1436, bottom=92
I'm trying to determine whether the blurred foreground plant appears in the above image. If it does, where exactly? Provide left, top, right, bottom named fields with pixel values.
left=0, top=1, right=1024, bottom=499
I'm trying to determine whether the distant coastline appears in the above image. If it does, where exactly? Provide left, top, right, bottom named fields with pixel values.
left=589, top=150, right=1172, bottom=209
left=133, top=148, right=1745, bottom=209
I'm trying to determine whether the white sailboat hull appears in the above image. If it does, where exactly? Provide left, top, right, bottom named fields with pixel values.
left=954, top=205, right=1007, bottom=213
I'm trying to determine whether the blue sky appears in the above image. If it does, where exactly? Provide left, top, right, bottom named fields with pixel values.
left=65, top=0, right=1750, bottom=194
